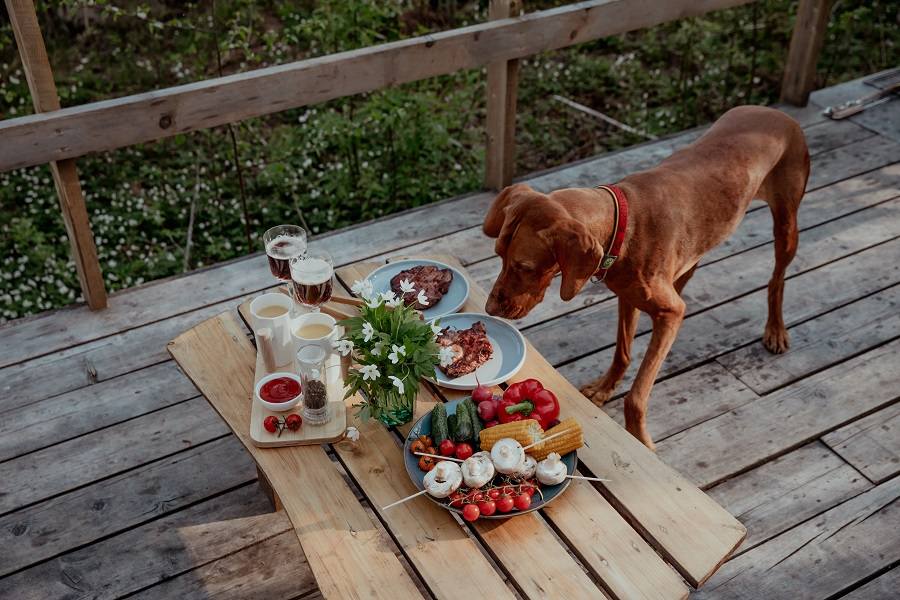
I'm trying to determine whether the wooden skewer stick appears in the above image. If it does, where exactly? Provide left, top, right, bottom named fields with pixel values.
left=381, top=489, right=427, bottom=511
left=522, top=428, right=571, bottom=452
left=567, top=474, right=611, bottom=483
left=415, top=451, right=464, bottom=463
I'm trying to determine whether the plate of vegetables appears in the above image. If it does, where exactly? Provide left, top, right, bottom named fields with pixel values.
left=402, top=387, right=582, bottom=521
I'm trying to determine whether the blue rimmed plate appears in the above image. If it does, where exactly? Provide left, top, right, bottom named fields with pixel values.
left=402, top=398, right=576, bottom=519
left=365, top=259, right=469, bottom=321
left=433, top=313, right=526, bottom=390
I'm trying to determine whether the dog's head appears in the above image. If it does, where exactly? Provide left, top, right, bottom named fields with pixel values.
left=482, top=183, right=604, bottom=319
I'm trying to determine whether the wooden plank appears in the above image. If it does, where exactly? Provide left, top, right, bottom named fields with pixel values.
left=780, top=0, right=833, bottom=106
left=717, top=285, right=900, bottom=394
left=484, top=0, right=521, bottom=190
left=0, top=436, right=257, bottom=577
left=168, top=313, right=425, bottom=600
left=0, top=397, right=229, bottom=514
left=0, top=0, right=758, bottom=172
left=823, top=401, right=900, bottom=484
left=602, top=362, right=759, bottom=444
left=802, top=118, right=874, bottom=156
left=4, top=0, right=106, bottom=307
left=695, top=478, right=900, bottom=600
left=806, top=135, right=900, bottom=191
left=705, top=442, right=871, bottom=554
left=657, top=339, right=900, bottom=488
left=0, top=361, right=197, bottom=462
left=336, top=261, right=615, bottom=600
left=127, top=531, right=318, bottom=600
left=0, top=485, right=294, bottom=600
left=839, top=567, right=900, bottom=600
left=368, top=256, right=743, bottom=587
left=539, top=194, right=900, bottom=368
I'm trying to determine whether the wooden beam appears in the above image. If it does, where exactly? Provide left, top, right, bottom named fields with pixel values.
left=5, top=0, right=108, bottom=309
left=0, top=0, right=756, bottom=173
left=780, top=0, right=833, bottom=106
left=484, top=0, right=522, bottom=190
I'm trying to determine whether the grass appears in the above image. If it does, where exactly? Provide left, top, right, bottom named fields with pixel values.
left=0, top=0, right=897, bottom=320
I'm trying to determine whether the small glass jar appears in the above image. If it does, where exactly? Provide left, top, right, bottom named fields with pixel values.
left=297, top=344, right=330, bottom=425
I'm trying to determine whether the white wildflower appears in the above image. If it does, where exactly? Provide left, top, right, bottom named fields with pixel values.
left=360, top=364, right=380, bottom=381
left=388, top=344, right=406, bottom=365
left=362, top=322, right=375, bottom=342
left=371, top=340, right=385, bottom=357
left=430, top=322, right=442, bottom=336
left=333, top=338, right=354, bottom=356
left=351, top=279, right=374, bottom=300
left=381, top=290, right=397, bottom=304
left=388, top=375, right=405, bottom=395
left=439, top=346, right=457, bottom=367
left=398, top=278, right=415, bottom=294
left=385, top=294, right=404, bottom=308
left=416, top=289, right=430, bottom=306
left=346, top=426, right=360, bottom=442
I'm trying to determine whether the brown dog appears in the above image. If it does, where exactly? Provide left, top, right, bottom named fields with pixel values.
left=483, top=106, right=809, bottom=449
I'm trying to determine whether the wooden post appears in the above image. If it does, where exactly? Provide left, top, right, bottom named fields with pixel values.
left=484, top=0, right=522, bottom=191
left=6, top=0, right=108, bottom=309
left=780, top=0, right=833, bottom=106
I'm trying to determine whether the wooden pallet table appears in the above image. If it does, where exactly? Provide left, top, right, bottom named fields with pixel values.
left=168, top=254, right=745, bottom=600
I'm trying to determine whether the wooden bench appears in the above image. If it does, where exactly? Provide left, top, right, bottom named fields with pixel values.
left=169, top=255, right=745, bottom=599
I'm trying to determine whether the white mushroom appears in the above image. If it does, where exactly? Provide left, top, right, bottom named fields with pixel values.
left=423, top=461, right=463, bottom=498
left=461, top=451, right=495, bottom=488
left=490, top=438, right=526, bottom=475
left=536, top=452, right=567, bottom=486
left=515, top=455, right=537, bottom=480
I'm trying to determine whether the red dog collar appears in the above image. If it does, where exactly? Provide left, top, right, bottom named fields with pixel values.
left=593, top=184, right=628, bottom=282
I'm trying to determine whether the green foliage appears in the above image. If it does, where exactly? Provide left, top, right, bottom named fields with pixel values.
left=1, top=0, right=897, bottom=320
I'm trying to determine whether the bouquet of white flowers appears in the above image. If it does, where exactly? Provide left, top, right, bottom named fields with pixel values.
left=336, top=278, right=454, bottom=426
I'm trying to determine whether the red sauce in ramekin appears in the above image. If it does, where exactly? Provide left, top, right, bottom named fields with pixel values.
left=260, top=377, right=301, bottom=403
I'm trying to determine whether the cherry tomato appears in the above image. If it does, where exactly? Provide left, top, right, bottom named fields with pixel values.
left=263, top=416, right=279, bottom=434
left=284, top=414, right=302, bottom=431
left=467, top=491, right=485, bottom=504
left=487, top=488, right=501, bottom=500
left=449, top=491, right=465, bottom=508
left=439, top=439, right=456, bottom=456
left=519, top=483, right=537, bottom=497
left=462, top=504, right=480, bottom=522
left=455, top=443, right=474, bottom=461
left=514, top=493, right=532, bottom=511
left=409, top=439, right=426, bottom=455
left=496, top=495, right=514, bottom=513
left=499, top=485, right=515, bottom=496
left=418, top=455, right=436, bottom=472
left=477, top=500, right=497, bottom=516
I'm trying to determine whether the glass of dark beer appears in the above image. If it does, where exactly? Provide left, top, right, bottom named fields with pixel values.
left=290, top=250, right=334, bottom=313
left=263, top=225, right=307, bottom=284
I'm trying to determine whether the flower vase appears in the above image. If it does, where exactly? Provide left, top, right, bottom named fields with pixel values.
left=369, top=385, right=417, bottom=427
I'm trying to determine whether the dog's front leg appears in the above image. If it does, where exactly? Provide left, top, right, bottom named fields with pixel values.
left=581, top=297, right=639, bottom=405
left=624, top=286, right=685, bottom=450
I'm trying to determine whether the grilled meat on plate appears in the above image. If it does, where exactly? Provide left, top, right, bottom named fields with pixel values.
left=390, top=265, right=452, bottom=309
left=437, top=321, right=493, bottom=378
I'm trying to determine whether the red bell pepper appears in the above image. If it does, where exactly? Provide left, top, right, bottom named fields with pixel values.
left=498, top=379, right=560, bottom=430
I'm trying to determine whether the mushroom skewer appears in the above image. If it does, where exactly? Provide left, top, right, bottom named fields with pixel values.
left=515, top=455, right=537, bottom=480
left=461, top=451, right=495, bottom=488
left=536, top=452, right=568, bottom=486
left=423, top=461, right=463, bottom=498
left=490, top=438, right=526, bottom=475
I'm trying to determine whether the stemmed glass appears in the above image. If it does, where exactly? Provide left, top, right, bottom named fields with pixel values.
left=263, top=225, right=307, bottom=314
left=289, top=250, right=334, bottom=313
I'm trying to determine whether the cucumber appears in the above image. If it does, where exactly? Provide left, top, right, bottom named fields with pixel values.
left=454, top=401, right=473, bottom=442
left=447, top=413, right=459, bottom=441
left=431, top=403, right=449, bottom=445
left=464, top=398, right=482, bottom=442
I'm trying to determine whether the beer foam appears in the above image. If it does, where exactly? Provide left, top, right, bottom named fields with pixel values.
left=292, top=257, right=332, bottom=284
left=266, top=235, right=306, bottom=259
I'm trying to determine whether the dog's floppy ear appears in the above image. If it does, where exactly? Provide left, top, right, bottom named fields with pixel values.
left=543, top=219, right=604, bottom=301
left=483, top=183, right=534, bottom=238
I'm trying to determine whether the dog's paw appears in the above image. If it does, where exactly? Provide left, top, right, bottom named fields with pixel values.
left=763, top=326, right=790, bottom=354
left=580, top=380, right=615, bottom=406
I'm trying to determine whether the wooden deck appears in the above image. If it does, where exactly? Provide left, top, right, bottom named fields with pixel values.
left=1, top=74, right=898, bottom=599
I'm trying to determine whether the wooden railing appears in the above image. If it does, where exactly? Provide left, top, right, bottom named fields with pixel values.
left=2, top=0, right=833, bottom=309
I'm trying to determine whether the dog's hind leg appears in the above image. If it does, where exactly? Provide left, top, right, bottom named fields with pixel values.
left=580, top=297, right=639, bottom=406
left=759, top=145, right=808, bottom=354
left=674, top=262, right=698, bottom=295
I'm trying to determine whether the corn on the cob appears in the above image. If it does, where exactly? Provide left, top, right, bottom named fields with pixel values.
left=530, top=418, right=583, bottom=460
left=479, top=419, right=543, bottom=451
